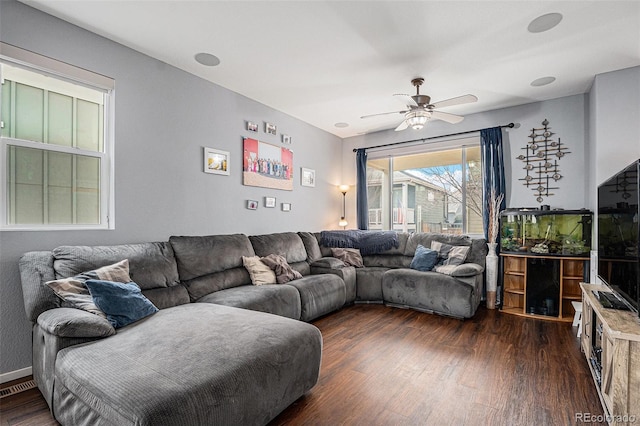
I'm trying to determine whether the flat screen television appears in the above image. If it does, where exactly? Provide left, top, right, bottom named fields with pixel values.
left=597, top=159, right=639, bottom=315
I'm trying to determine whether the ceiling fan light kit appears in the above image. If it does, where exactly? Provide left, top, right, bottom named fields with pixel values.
left=361, top=77, right=478, bottom=132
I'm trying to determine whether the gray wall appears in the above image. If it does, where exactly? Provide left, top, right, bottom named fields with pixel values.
left=590, top=66, right=640, bottom=189
left=0, top=1, right=343, bottom=377
left=342, top=94, right=589, bottom=226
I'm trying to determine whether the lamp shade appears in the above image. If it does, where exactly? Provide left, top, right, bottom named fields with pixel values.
left=339, top=218, right=348, bottom=227
left=339, top=184, right=350, bottom=193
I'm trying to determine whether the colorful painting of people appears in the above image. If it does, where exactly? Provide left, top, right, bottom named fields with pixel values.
left=243, top=138, right=294, bottom=191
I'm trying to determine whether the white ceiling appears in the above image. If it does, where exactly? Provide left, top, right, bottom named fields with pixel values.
left=20, top=1, right=640, bottom=139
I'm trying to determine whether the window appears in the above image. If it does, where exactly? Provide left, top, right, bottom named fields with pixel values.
left=0, top=43, right=114, bottom=230
left=366, top=141, right=482, bottom=235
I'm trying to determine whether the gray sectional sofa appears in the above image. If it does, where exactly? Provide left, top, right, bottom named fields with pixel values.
left=19, top=230, right=486, bottom=425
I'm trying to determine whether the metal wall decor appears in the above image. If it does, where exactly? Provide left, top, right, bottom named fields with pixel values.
left=516, top=119, right=570, bottom=203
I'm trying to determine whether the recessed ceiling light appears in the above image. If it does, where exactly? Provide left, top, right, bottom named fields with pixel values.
left=528, top=13, right=563, bottom=33
left=531, top=76, right=556, bottom=87
left=194, top=53, right=220, bottom=67
left=334, top=122, right=349, bottom=128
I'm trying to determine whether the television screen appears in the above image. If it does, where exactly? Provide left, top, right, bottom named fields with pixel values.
left=597, top=160, right=639, bottom=314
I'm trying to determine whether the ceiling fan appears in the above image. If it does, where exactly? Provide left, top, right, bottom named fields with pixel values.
left=361, top=78, right=478, bottom=131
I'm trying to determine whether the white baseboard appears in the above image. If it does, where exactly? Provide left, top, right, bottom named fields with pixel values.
left=0, top=366, right=32, bottom=384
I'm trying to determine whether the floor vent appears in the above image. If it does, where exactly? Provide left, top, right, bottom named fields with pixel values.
left=0, top=379, right=37, bottom=398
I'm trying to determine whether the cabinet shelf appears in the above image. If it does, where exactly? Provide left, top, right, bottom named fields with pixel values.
left=500, top=254, right=589, bottom=322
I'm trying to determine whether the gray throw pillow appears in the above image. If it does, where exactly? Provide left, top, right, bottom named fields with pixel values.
left=430, top=241, right=470, bottom=266
left=46, top=259, right=131, bottom=318
left=331, top=248, right=364, bottom=268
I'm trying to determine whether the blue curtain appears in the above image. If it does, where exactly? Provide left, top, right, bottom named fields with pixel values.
left=480, top=127, right=506, bottom=240
left=356, top=148, right=369, bottom=230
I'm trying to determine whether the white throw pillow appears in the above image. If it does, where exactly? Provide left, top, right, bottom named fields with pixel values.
left=242, top=256, right=277, bottom=285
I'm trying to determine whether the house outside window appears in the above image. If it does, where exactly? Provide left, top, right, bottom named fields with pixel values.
left=0, top=43, right=114, bottom=230
left=366, top=144, right=482, bottom=235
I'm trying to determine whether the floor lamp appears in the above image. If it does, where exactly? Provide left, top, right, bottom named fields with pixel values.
left=338, top=185, right=349, bottom=228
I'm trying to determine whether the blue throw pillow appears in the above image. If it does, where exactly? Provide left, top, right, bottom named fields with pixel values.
left=85, top=279, right=158, bottom=328
left=410, top=245, right=438, bottom=272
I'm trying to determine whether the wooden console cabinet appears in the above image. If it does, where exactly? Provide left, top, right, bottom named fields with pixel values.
left=581, top=283, right=640, bottom=424
left=500, top=253, right=587, bottom=322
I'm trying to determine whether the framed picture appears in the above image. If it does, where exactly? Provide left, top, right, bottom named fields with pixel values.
left=204, top=147, right=230, bottom=175
left=301, top=168, right=316, bottom=187
left=265, top=122, right=277, bottom=135
left=282, top=134, right=291, bottom=144
left=246, top=121, right=258, bottom=132
left=242, top=137, right=294, bottom=191
left=247, top=200, right=258, bottom=210
left=282, top=203, right=291, bottom=212
left=264, top=196, right=276, bottom=208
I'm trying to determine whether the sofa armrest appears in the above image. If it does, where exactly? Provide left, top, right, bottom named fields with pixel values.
left=37, top=308, right=115, bottom=338
left=310, top=257, right=346, bottom=269
left=434, top=263, right=484, bottom=277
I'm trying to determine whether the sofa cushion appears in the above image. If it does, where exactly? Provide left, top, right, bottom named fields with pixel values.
left=287, top=275, right=346, bottom=321
left=196, top=284, right=302, bottom=320
left=331, top=248, right=364, bottom=268
left=52, top=304, right=321, bottom=426
left=250, top=232, right=308, bottom=264
left=242, top=256, right=277, bottom=285
left=354, top=267, right=388, bottom=302
left=46, top=260, right=131, bottom=318
left=298, top=232, right=323, bottom=262
left=311, top=257, right=346, bottom=269
left=52, top=243, right=180, bottom=290
left=409, top=245, right=438, bottom=272
left=170, top=234, right=255, bottom=280
left=261, top=254, right=303, bottom=284
left=85, top=280, right=158, bottom=328
left=382, top=269, right=478, bottom=318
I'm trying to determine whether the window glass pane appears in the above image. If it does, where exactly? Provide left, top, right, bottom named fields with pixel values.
left=366, top=159, right=390, bottom=230
left=47, top=151, right=73, bottom=223
left=7, top=145, right=100, bottom=225
left=0, top=79, right=10, bottom=137
left=8, top=146, right=44, bottom=224
left=465, top=146, right=484, bottom=234
left=47, top=92, right=73, bottom=147
left=75, top=155, right=100, bottom=224
left=15, top=83, right=44, bottom=143
left=367, top=144, right=482, bottom=234
left=77, top=99, right=101, bottom=151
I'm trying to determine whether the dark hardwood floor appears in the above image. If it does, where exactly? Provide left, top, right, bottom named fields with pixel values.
left=1, top=304, right=605, bottom=425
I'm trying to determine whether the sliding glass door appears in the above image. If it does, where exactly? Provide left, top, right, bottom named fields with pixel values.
left=366, top=145, right=482, bottom=235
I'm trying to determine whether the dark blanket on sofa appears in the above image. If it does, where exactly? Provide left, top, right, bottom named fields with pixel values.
left=320, top=230, right=399, bottom=255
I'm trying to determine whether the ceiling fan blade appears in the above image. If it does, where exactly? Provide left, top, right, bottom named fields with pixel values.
left=431, top=110, right=464, bottom=124
left=395, top=120, right=409, bottom=131
left=431, top=94, right=478, bottom=109
left=360, top=110, right=407, bottom=119
left=393, top=94, right=419, bottom=107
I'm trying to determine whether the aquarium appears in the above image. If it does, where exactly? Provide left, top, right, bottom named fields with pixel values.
left=500, top=209, right=592, bottom=256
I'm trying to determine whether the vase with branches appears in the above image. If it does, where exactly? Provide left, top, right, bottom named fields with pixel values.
left=486, top=188, right=504, bottom=309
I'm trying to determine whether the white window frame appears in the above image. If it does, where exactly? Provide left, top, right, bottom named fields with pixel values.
left=0, top=42, right=115, bottom=231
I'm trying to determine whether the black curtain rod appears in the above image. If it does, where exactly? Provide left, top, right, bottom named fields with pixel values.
left=352, top=122, right=515, bottom=153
